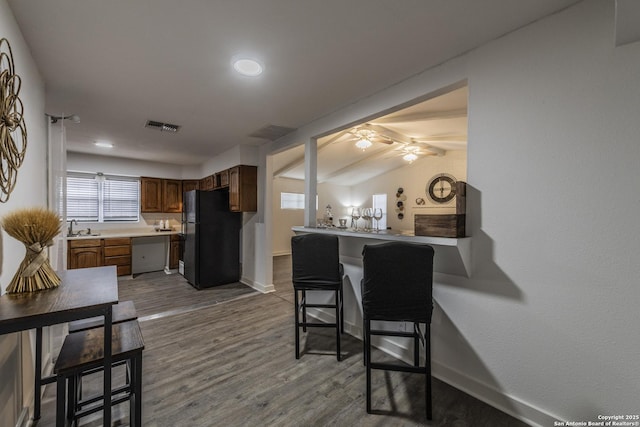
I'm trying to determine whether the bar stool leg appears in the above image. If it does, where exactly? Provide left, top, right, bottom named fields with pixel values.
left=426, top=324, right=432, bottom=420
left=132, top=353, right=143, bottom=427
left=335, top=289, right=341, bottom=361
left=294, top=289, right=301, bottom=359
left=414, top=322, right=420, bottom=367
left=301, top=290, right=307, bottom=332
left=365, top=318, right=372, bottom=413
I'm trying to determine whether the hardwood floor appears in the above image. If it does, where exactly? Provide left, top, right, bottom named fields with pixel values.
left=36, top=261, right=530, bottom=426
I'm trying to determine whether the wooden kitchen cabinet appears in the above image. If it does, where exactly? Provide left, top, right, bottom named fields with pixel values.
left=162, top=179, right=182, bottom=213
left=141, top=177, right=183, bottom=213
left=215, top=170, right=229, bottom=189
left=200, top=175, right=214, bottom=191
left=141, top=177, right=163, bottom=212
left=169, top=234, right=181, bottom=269
left=182, top=179, right=199, bottom=194
left=68, top=239, right=103, bottom=270
left=228, top=165, right=257, bottom=212
left=103, top=238, right=132, bottom=276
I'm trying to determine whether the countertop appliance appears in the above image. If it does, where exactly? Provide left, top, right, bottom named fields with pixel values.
left=182, top=190, right=241, bottom=288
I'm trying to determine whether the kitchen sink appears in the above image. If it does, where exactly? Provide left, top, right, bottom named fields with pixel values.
left=68, top=232, right=101, bottom=237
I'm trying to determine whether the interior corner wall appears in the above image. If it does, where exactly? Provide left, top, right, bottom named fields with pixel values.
left=0, top=0, right=48, bottom=424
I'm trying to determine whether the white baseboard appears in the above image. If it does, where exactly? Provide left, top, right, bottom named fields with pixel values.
left=240, top=276, right=275, bottom=293
left=17, top=407, right=29, bottom=427
left=305, top=310, right=554, bottom=427
left=272, top=250, right=291, bottom=257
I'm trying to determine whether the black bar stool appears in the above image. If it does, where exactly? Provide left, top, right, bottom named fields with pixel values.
left=361, top=242, right=435, bottom=419
left=291, top=233, right=344, bottom=361
left=54, top=320, right=145, bottom=427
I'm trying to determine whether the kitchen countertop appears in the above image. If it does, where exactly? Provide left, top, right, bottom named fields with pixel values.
left=66, top=229, right=181, bottom=240
left=292, top=226, right=471, bottom=277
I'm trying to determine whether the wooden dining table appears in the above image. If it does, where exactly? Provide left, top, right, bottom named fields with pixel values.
left=0, top=266, right=118, bottom=426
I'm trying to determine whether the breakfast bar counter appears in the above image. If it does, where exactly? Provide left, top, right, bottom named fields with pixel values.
left=291, top=226, right=471, bottom=277
left=291, top=226, right=471, bottom=360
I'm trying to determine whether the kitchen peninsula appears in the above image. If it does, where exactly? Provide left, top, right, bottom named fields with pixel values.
left=291, top=226, right=470, bottom=277
left=292, top=225, right=470, bottom=360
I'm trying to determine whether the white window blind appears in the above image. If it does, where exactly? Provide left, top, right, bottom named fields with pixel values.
left=281, top=192, right=305, bottom=210
left=103, top=177, right=139, bottom=221
left=67, top=174, right=99, bottom=221
left=66, top=172, right=139, bottom=222
left=280, top=192, right=319, bottom=210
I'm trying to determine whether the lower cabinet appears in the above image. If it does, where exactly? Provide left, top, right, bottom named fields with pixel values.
left=68, top=238, right=131, bottom=276
left=68, top=239, right=102, bottom=269
left=103, top=238, right=132, bottom=276
left=169, top=234, right=180, bottom=269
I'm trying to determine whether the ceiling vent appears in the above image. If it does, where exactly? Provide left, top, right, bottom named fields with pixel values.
left=145, top=120, right=181, bottom=133
left=249, top=124, right=296, bottom=141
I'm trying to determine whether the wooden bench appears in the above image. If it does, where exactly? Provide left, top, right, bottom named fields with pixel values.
left=68, top=300, right=137, bottom=333
left=54, top=320, right=145, bottom=426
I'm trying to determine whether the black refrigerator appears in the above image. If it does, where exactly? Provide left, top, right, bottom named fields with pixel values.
left=182, top=190, right=241, bottom=289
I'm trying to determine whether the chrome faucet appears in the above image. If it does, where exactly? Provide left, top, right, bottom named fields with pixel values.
left=68, top=219, right=78, bottom=236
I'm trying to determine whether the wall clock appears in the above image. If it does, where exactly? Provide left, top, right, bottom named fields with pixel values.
left=427, top=173, right=456, bottom=204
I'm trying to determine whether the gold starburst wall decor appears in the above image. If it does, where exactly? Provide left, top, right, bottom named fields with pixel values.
left=1, top=208, right=61, bottom=293
left=0, top=37, right=28, bottom=203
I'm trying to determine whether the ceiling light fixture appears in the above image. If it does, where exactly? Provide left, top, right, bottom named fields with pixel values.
left=402, top=152, right=418, bottom=163
left=233, top=58, right=263, bottom=76
left=94, top=141, right=113, bottom=149
left=353, top=128, right=376, bottom=150
left=355, top=138, right=373, bottom=150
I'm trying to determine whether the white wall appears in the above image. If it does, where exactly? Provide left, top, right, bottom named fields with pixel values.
left=271, top=177, right=305, bottom=255
left=261, top=1, right=640, bottom=424
left=350, top=150, right=467, bottom=232
left=0, top=0, right=47, bottom=424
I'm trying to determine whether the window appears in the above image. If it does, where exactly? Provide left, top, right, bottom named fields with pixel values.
left=372, top=193, right=387, bottom=230
left=280, top=192, right=319, bottom=210
left=67, top=172, right=139, bottom=222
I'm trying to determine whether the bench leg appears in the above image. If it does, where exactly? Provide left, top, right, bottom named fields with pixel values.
left=56, top=375, right=66, bottom=427
left=133, top=354, right=143, bottom=427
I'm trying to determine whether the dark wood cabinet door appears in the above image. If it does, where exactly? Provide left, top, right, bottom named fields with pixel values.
left=169, top=241, right=180, bottom=269
left=141, top=177, right=163, bottom=212
left=163, top=179, right=182, bottom=213
left=200, top=175, right=214, bottom=191
left=229, top=165, right=257, bottom=212
left=182, top=180, right=199, bottom=194
left=69, top=247, right=102, bottom=269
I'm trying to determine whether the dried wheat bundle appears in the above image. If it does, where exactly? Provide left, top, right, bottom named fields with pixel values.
left=1, top=207, right=61, bottom=293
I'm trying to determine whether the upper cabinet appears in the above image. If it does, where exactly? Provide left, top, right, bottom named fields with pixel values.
left=140, top=177, right=163, bottom=212
left=215, top=170, right=229, bottom=189
left=162, top=179, right=182, bottom=213
left=228, top=165, right=257, bottom=212
left=141, top=177, right=182, bottom=213
left=200, top=175, right=214, bottom=191
left=182, top=180, right=199, bottom=194
left=141, top=166, right=257, bottom=213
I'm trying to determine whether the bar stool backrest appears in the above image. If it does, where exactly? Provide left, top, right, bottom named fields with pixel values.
left=362, top=242, right=434, bottom=323
left=291, top=234, right=341, bottom=290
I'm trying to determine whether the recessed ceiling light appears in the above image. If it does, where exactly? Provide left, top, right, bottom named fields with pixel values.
left=233, top=58, right=263, bottom=76
left=94, top=141, right=113, bottom=149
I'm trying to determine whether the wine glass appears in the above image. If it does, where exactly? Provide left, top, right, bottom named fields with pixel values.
left=351, top=207, right=361, bottom=231
left=373, top=208, right=383, bottom=231
left=361, top=208, right=372, bottom=231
